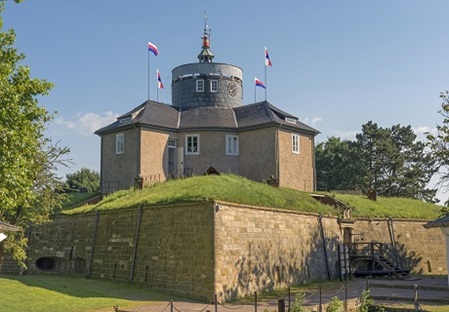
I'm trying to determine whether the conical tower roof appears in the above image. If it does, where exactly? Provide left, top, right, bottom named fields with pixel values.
left=197, top=14, right=214, bottom=63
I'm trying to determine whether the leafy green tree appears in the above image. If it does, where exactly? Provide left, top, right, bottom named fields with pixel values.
left=356, top=122, right=437, bottom=201
left=316, top=137, right=364, bottom=191
left=0, top=0, right=69, bottom=268
left=426, top=91, right=449, bottom=208
left=66, top=168, right=100, bottom=193
left=316, top=121, right=437, bottom=202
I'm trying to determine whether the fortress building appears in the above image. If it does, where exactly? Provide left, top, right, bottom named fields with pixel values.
left=95, top=21, right=319, bottom=193
left=1, top=22, right=446, bottom=304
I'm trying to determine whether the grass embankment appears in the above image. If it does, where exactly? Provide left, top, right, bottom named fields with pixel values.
left=333, top=194, right=441, bottom=219
left=0, top=275, right=177, bottom=312
left=63, top=174, right=335, bottom=215
left=61, top=192, right=101, bottom=210
left=62, top=174, right=441, bottom=219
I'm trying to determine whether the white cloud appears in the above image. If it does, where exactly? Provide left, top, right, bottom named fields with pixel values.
left=300, top=116, right=323, bottom=128
left=55, top=111, right=119, bottom=136
left=327, top=130, right=358, bottom=140
left=413, top=126, right=431, bottom=135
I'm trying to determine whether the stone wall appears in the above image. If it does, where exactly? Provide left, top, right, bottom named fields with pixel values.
left=1, top=201, right=446, bottom=302
left=355, top=218, right=447, bottom=275
left=214, top=203, right=340, bottom=300
left=3, top=202, right=215, bottom=301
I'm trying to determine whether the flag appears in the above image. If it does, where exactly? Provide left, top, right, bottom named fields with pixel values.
left=148, top=41, right=159, bottom=56
left=157, top=69, right=164, bottom=89
left=255, top=77, right=266, bottom=89
left=265, top=47, right=272, bottom=67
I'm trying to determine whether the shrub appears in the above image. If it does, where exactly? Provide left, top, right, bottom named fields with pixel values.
left=290, top=293, right=306, bottom=312
left=326, top=296, right=343, bottom=312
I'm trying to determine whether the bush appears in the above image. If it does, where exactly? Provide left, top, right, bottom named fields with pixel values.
left=326, top=296, right=343, bottom=312
left=290, top=293, right=306, bottom=312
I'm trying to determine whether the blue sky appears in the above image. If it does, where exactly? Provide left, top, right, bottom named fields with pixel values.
left=3, top=1, right=449, bottom=195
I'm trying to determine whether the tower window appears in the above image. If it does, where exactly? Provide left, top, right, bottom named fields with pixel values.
left=186, top=134, right=200, bottom=155
left=196, top=79, right=204, bottom=92
left=116, top=133, right=124, bottom=154
left=210, top=80, right=218, bottom=93
left=292, top=133, right=300, bottom=154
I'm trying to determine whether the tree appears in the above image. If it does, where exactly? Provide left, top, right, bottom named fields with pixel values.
left=0, top=0, right=69, bottom=268
left=315, top=137, right=364, bottom=191
left=316, top=121, right=437, bottom=202
left=426, top=91, right=449, bottom=208
left=66, top=168, right=100, bottom=193
left=356, top=122, right=437, bottom=201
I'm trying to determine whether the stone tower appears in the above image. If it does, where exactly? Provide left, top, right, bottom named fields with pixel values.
left=171, top=17, right=243, bottom=109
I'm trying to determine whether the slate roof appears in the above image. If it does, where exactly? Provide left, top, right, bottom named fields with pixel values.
left=95, top=100, right=319, bottom=135
left=423, top=215, right=449, bottom=228
left=179, top=107, right=236, bottom=129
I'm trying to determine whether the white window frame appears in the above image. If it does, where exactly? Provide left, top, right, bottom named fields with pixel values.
left=196, top=79, right=204, bottom=92
left=168, top=139, right=176, bottom=148
left=210, top=80, right=218, bottom=93
left=226, top=134, right=239, bottom=155
left=116, top=133, right=124, bottom=154
left=186, top=134, right=200, bottom=155
left=292, top=133, right=300, bottom=154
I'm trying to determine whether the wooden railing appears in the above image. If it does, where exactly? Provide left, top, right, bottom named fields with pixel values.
left=348, top=242, right=406, bottom=272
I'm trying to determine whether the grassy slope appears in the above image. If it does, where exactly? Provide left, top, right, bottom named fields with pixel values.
left=334, top=193, right=441, bottom=219
left=62, top=174, right=441, bottom=219
left=61, top=192, right=101, bottom=210
left=0, top=275, right=176, bottom=312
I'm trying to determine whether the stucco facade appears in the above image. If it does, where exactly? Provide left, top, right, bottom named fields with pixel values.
left=101, top=128, right=140, bottom=192
left=278, top=129, right=316, bottom=191
left=99, top=122, right=317, bottom=193
left=96, top=24, right=319, bottom=193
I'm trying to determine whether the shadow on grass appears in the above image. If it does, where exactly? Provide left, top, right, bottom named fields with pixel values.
left=0, top=274, right=192, bottom=302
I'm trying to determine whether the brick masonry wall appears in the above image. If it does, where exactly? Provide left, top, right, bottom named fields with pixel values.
left=1, top=201, right=446, bottom=302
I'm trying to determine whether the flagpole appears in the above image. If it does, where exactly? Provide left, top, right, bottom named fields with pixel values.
left=148, top=49, right=151, bottom=101
left=156, top=75, right=159, bottom=102
left=254, top=82, right=256, bottom=102
left=264, top=63, right=267, bottom=101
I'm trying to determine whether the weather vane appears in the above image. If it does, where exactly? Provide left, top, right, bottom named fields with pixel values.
left=203, top=11, right=211, bottom=38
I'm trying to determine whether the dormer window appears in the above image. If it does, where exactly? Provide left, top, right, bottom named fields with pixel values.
left=196, top=79, right=204, bottom=92
left=285, top=117, right=297, bottom=124
left=119, top=117, right=131, bottom=124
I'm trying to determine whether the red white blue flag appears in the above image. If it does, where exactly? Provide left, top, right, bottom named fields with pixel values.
left=157, top=69, right=164, bottom=89
left=255, top=77, right=266, bottom=89
left=265, top=47, right=272, bottom=67
left=148, top=41, right=159, bottom=56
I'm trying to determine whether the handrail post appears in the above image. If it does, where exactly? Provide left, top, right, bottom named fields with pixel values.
left=319, top=285, right=322, bottom=312
left=414, top=284, right=419, bottom=311
left=214, top=294, right=218, bottom=312
left=254, top=291, right=257, bottom=312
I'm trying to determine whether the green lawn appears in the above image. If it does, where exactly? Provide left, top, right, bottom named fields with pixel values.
left=62, top=174, right=442, bottom=220
left=2, top=275, right=447, bottom=312
left=0, top=275, right=177, bottom=312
